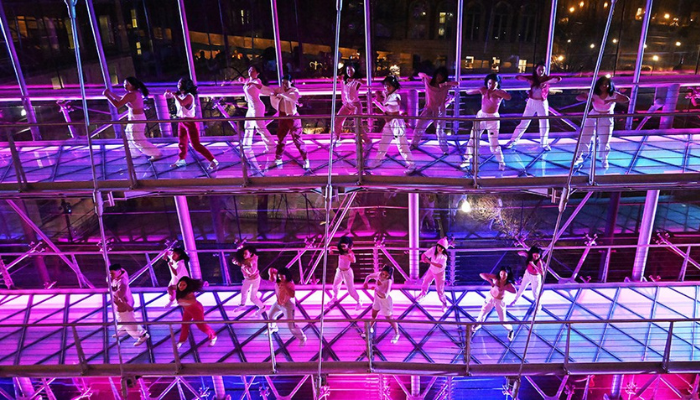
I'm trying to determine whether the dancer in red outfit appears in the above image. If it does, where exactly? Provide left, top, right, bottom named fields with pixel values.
left=165, top=78, right=219, bottom=170
left=175, top=276, right=217, bottom=348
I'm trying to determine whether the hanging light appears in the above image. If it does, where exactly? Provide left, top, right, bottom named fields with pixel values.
left=460, top=198, right=472, bottom=213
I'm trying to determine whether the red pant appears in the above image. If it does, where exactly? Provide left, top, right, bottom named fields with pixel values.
left=275, top=112, right=307, bottom=160
left=178, top=119, right=215, bottom=161
left=179, top=301, right=215, bottom=342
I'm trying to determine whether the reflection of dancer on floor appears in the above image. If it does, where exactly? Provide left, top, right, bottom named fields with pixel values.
left=176, top=277, right=217, bottom=348
left=104, top=77, right=163, bottom=162
left=233, top=245, right=266, bottom=316
left=411, top=67, right=458, bottom=154
left=472, top=267, right=516, bottom=341
left=362, top=265, right=400, bottom=343
left=336, top=63, right=370, bottom=147
left=165, top=78, right=219, bottom=169
left=416, top=237, right=450, bottom=311
left=368, top=76, right=416, bottom=174
left=420, top=193, right=437, bottom=231
left=510, top=246, right=544, bottom=314
left=345, top=193, right=372, bottom=234
left=574, top=76, right=629, bottom=169
left=330, top=236, right=362, bottom=310
left=267, top=73, right=310, bottom=170
left=506, top=62, right=562, bottom=151
left=109, top=264, right=150, bottom=346
left=461, top=73, right=511, bottom=171
left=267, top=267, right=307, bottom=345
left=166, top=247, right=191, bottom=308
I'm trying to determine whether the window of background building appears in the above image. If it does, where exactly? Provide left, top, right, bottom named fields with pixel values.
left=436, top=1, right=456, bottom=39
left=492, top=2, right=512, bottom=41
left=518, top=59, right=527, bottom=73
left=98, top=16, right=115, bottom=45
left=518, top=5, right=536, bottom=43
left=464, top=2, right=482, bottom=41
left=409, top=1, right=429, bottom=39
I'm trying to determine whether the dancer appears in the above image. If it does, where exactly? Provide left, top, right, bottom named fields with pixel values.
left=239, top=66, right=275, bottom=151
left=506, top=62, right=562, bottom=151
left=330, top=235, right=362, bottom=310
left=574, top=76, right=629, bottom=169
left=166, top=247, right=191, bottom=308
left=509, top=246, right=544, bottom=312
left=367, top=75, right=416, bottom=174
left=232, top=245, right=266, bottom=316
left=268, top=73, right=310, bottom=170
left=415, top=237, right=450, bottom=311
left=175, top=276, right=217, bottom=348
left=410, top=67, right=458, bottom=154
left=335, top=63, right=370, bottom=147
left=165, top=78, right=219, bottom=169
left=472, top=266, right=516, bottom=341
left=267, top=266, right=307, bottom=345
left=362, top=264, right=400, bottom=343
left=109, top=264, right=149, bottom=346
left=103, top=77, right=162, bottom=161
left=461, top=73, right=511, bottom=171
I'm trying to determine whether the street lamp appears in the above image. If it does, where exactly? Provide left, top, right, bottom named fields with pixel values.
left=652, top=55, right=659, bottom=75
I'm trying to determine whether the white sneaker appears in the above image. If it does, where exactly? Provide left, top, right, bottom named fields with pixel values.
left=209, top=336, right=217, bottom=346
left=498, top=162, right=506, bottom=171
left=574, top=156, right=584, bottom=166
left=208, top=159, right=219, bottom=170
left=165, top=300, right=175, bottom=308
left=269, top=325, right=279, bottom=334
left=541, top=144, right=552, bottom=152
left=176, top=342, right=185, bottom=349
left=459, top=160, right=471, bottom=170
left=233, top=305, right=247, bottom=313
left=303, top=159, right=310, bottom=170
left=255, top=306, right=266, bottom=317
left=360, top=327, right=374, bottom=338
left=603, top=159, right=609, bottom=169
left=404, top=164, right=416, bottom=175
left=355, top=302, right=363, bottom=311
left=275, top=158, right=283, bottom=168
left=134, top=333, right=149, bottom=346
left=391, top=332, right=400, bottom=344
left=508, top=330, right=515, bottom=342
left=415, top=294, right=426, bottom=303
left=505, top=140, right=518, bottom=149
left=299, top=336, right=307, bottom=346
left=170, top=159, right=186, bottom=168
left=148, top=154, right=162, bottom=162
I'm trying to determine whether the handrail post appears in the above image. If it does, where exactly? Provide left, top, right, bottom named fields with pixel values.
left=120, top=123, right=139, bottom=188
left=564, top=323, right=571, bottom=374
left=588, top=117, right=597, bottom=185
left=465, top=323, right=472, bottom=376
left=268, top=322, right=278, bottom=374
left=662, top=321, right=674, bottom=373
left=471, top=117, right=479, bottom=188
left=5, top=129, right=27, bottom=191
left=71, top=326, right=88, bottom=374
left=365, top=320, right=374, bottom=372
left=170, top=325, right=182, bottom=374
left=237, top=120, right=250, bottom=186
left=355, top=116, right=364, bottom=184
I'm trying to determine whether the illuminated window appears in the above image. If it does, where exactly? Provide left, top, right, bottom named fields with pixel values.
left=409, top=1, right=429, bottom=39
left=635, top=8, right=644, bottom=20
left=518, top=59, right=527, bottom=73
left=465, top=56, right=475, bottom=69
left=130, top=9, right=138, bottom=29
left=436, top=3, right=455, bottom=39
left=16, top=16, right=28, bottom=38
left=98, top=15, right=115, bottom=45
left=65, top=19, right=74, bottom=49
left=136, top=41, right=142, bottom=56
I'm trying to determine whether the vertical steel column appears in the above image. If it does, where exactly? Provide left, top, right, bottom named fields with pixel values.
left=407, top=89, right=419, bottom=129
left=452, top=0, right=464, bottom=134
left=408, top=192, right=420, bottom=281
left=270, top=0, right=284, bottom=83
left=212, top=376, right=227, bottom=400
left=0, top=0, right=41, bottom=140
left=174, top=196, right=202, bottom=278
left=14, top=377, right=36, bottom=399
left=626, top=0, right=654, bottom=130
left=363, top=0, right=374, bottom=131
left=176, top=0, right=202, bottom=118
left=659, top=83, right=680, bottom=129
left=153, top=94, right=173, bottom=137
left=410, top=376, right=421, bottom=398
left=85, top=0, right=122, bottom=138
left=632, top=190, right=659, bottom=281
left=544, top=0, right=559, bottom=75
left=609, top=375, right=624, bottom=399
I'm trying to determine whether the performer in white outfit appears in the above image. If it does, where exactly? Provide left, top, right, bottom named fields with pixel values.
left=367, top=75, right=416, bottom=174
left=330, top=236, right=362, bottom=310
left=415, top=237, right=450, bottom=311
left=165, top=247, right=191, bottom=308
left=103, top=77, right=162, bottom=161
left=510, top=246, right=544, bottom=314
left=238, top=66, right=275, bottom=171
left=411, top=67, right=458, bottom=154
left=109, top=264, right=149, bottom=346
left=335, top=63, right=370, bottom=147
left=506, top=62, right=562, bottom=151
left=233, top=245, right=266, bottom=316
left=267, top=267, right=307, bottom=345
left=574, top=76, right=629, bottom=169
left=472, top=267, right=516, bottom=341
left=267, top=73, right=310, bottom=170
left=362, top=265, right=400, bottom=344
left=461, top=74, right=511, bottom=171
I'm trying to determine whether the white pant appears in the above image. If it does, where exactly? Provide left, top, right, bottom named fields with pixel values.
left=474, top=296, right=512, bottom=331
left=465, top=110, right=504, bottom=164
left=411, top=108, right=448, bottom=153
left=243, top=104, right=274, bottom=168
left=126, top=114, right=162, bottom=158
left=512, top=271, right=543, bottom=306
left=372, top=295, right=393, bottom=317
left=269, top=300, right=306, bottom=341
left=240, top=276, right=264, bottom=309
left=336, top=102, right=370, bottom=144
left=511, top=99, right=550, bottom=145
left=332, top=268, right=360, bottom=303
left=575, top=110, right=614, bottom=162
left=373, top=119, right=414, bottom=167
left=116, top=311, right=145, bottom=340
left=419, top=268, right=446, bottom=304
